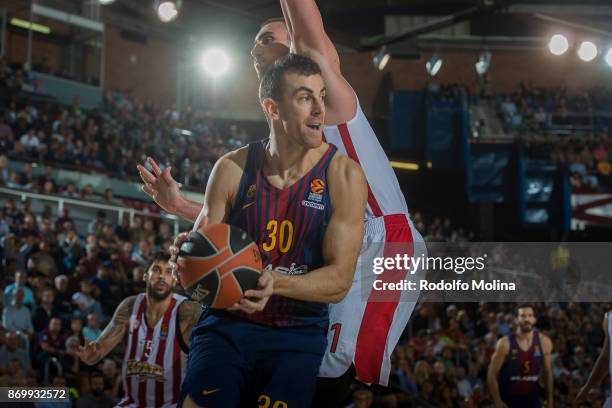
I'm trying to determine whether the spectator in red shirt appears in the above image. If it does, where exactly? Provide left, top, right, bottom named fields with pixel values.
left=36, top=316, right=65, bottom=369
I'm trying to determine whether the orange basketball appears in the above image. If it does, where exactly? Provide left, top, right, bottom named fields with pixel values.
left=178, top=224, right=263, bottom=309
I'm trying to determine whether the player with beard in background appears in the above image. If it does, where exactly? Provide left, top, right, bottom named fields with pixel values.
left=487, top=305, right=554, bottom=408
left=78, top=252, right=202, bottom=408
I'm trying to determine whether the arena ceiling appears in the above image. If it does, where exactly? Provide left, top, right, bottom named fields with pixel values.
left=98, top=1, right=612, bottom=49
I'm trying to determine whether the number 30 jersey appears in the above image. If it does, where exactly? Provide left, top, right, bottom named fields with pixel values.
left=229, top=139, right=337, bottom=328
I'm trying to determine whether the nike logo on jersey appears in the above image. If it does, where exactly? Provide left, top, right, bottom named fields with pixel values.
left=202, top=388, right=220, bottom=396
left=242, top=202, right=255, bottom=210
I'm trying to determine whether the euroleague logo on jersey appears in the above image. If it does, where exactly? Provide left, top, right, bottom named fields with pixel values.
left=303, top=178, right=325, bottom=210
left=310, top=178, right=325, bottom=194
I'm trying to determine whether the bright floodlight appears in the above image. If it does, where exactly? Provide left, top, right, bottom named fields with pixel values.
left=426, top=53, right=443, bottom=77
left=475, top=51, right=491, bottom=76
left=373, top=46, right=391, bottom=71
left=548, top=34, right=569, bottom=56
left=99, top=0, right=115, bottom=4
left=577, top=41, right=598, bottom=62
left=157, top=1, right=178, bottom=23
left=201, top=49, right=230, bottom=77
left=606, top=48, right=612, bottom=67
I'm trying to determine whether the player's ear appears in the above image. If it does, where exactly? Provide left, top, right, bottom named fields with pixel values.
left=262, top=98, right=280, bottom=121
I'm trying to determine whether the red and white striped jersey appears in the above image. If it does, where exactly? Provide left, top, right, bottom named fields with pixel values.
left=323, top=95, right=409, bottom=219
left=118, top=293, right=188, bottom=408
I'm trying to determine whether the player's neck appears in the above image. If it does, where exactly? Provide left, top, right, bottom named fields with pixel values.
left=266, top=132, right=327, bottom=181
left=144, top=294, right=173, bottom=325
left=515, top=329, right=534, bottom=343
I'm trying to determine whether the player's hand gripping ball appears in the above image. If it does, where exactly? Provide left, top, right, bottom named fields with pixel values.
left=178, top=224, right=263, bottom=309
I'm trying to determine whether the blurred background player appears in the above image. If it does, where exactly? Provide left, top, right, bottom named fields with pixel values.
left=78, top=252, right=202, bottom=408
left=575, top=311, right=612, bottom=407
left=487, top=305, right=553, bottom=408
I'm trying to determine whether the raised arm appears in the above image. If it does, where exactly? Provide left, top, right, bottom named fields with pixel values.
left=77, top=296, right=136, bottom=366
left=575, top=313, right=610, bottom=403
left=487, top=336, right=510, bottom=408
left=271, top=155, right=367, bottom=303
left=139, top=147, right=245, bottom=225
left=280, top=0, right=357, bottom=125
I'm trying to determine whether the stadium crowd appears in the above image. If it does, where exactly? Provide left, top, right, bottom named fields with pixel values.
left=1, top=188, right=608, bottom=407
left=0, top=57, right=249, bottom=191
left=0, top=61, right=610, bottom=407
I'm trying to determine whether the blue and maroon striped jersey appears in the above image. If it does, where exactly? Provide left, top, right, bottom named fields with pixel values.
left=229, top=139, right=337, bottom=328
left=499, top=331, right=544, bottom=397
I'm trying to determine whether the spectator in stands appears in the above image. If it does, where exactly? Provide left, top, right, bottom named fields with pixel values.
left=0, top=154, right=9, bottom=185
left=61, top=182, right=80, bottom=198
left=67, top=317, right=84, bottom=345
left=53, top=275, right=73, bottom=319
left=72, top=279, right=106, bottom=324
left=2, top=287, right=34, bottom=338
left=76, top=371, right=115, bottom=408
left=101, top=359, right=121, bottom=398
left=19, top=129, right=40, bottom=153
left=88, top=211, right=106, bottom=236
left=62, top=335, right=85, bottom=383
left=346, top=386, right=373, bottom=408
left=113, top=214, right=131, bottom=242
left=0, top=330, right=30, bottom=372
left=36, top=316, right=65, bottom=369
left=33, top=288, right=58, bottom=332
left=82, top=313, right=101, bottom=342
left=102, top=188, right=121, bottom=206
left=80, top=184, right=95, bottom=201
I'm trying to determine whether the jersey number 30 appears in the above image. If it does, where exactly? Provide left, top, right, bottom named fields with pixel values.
left=263, top=220, right=294, bottom=253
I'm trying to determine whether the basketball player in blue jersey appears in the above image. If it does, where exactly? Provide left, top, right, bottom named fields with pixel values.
left=487, top=305, right=554, bottom=408
left=143, top=55, right=367, bottom=407
left=575, top=311, right=612, bottom=407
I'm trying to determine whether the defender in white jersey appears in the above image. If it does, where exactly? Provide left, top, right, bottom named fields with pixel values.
left=78, top=252, right=202, bottom=408
left=575, top=311, right=612, bottom=407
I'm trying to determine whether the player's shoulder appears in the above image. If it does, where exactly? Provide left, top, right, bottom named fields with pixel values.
left=119, top=295, right=138, bottom=309
left=537, top=332, right=553, bottom=349
left=328, top=149, right=366, bottom=183
left=216, top=145, right=250, bottom=172
left=177, top=300, right=202, bottom=320
left=497, top=335, right=511, bottom=351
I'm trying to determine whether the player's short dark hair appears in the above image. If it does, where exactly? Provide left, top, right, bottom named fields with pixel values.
left=517, top=303, right=535, bottom=315
left=145, top=251, right=171, bottom=274
left=260, top=17, right=286, bottom=28
left=259, top=53, right=322, bottom=104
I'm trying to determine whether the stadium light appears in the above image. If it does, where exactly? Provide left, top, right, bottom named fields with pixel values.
left=373, top=46, right=391, bottom=71
left=426, top=53, right=443, bottom=77
left=200, top=48, right=231, bottom=77
left=475, top=51, right=491, bottom=76
left=155, top=1, right=181, bottom=23
left=548, top=34, right=569, bottom=56
left=98, top=0, right=115, bottom=5
left=606, top=48, right=612, bottom=68
left=577, top=41, right=598, bottom=62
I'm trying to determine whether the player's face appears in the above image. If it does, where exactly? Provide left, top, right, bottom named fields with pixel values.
left=251, top=22, right=291, bottom=79
left=276, top=73, right=326, bottom=148
left=145, top=260, right=176, bottom=300
left=517, top=307, right=536, bottom=333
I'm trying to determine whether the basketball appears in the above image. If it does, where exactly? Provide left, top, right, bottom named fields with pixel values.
left=177, top=224, right=263, bottom=309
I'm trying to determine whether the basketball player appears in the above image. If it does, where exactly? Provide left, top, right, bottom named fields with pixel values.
left=139, top=2, right=426, bottom=404
left=148, top=55, right=366, bottom=407
left=77, top=252, right=203, bottom=408
left=264, top=5, right=426, bottom=402
left=574, top=311, right=611, bottom=407
left=487, top=305, right=554, bottom=408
